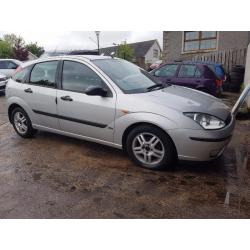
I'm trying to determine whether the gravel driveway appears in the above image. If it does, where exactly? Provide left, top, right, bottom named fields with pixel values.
left=0, top=93, right=250, bottom=218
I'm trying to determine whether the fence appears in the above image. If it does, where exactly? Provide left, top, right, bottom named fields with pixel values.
left=191, top=48, right=247, bottom=73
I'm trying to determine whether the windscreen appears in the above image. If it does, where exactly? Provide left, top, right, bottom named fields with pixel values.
left=93, top=59, right=159, bottom=94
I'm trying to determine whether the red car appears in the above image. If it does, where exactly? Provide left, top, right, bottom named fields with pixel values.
left=148, top=60, right=162, bottom=71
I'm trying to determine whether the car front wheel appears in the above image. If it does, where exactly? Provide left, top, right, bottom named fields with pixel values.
left=126, top=125, right=176, bottom=170
left=11, top=107, right=37, bottom=138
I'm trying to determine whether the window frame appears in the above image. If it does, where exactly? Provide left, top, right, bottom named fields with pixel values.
left=59, top=60, right=113, bottom=97
left=28, top=60, right=59, bottom=89
left=182, top=31, right=218, bottom=54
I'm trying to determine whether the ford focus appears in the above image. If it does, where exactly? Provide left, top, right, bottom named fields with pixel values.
left=6, top=55, right=241, bottom=170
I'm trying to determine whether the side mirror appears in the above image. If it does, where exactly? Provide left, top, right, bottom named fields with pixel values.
left=85, top=86, right=108, bottom=97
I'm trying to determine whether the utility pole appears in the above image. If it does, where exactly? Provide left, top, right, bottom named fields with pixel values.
left=95, top=31, right=100, bottom=54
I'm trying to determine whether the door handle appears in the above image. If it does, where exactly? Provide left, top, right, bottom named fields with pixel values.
left=24, top=88, right=33, bottom=93
left=61, top=95, right=73, bottom=101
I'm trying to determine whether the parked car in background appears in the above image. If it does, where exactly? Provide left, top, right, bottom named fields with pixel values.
left=0, top=59, right=22, bottom=77
left=0, top=73, right=8, bottom=94
left=184, top=61, right=227, bottom=81
left=148, top=60, right=162, bottom=71
left=206, top=62, right=226, bottom=82
left=150, top=61, right=222, bottom=96
left=6, top=55, right=236, bottom=170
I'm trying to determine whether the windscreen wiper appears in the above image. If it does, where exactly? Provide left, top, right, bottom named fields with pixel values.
left=146, top=83, right=165, bottom=92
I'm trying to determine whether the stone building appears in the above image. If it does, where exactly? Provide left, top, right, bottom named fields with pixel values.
left=162, top=31, right=250, bottom=63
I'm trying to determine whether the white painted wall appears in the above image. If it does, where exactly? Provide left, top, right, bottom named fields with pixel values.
left=145, top=41, right=161, bottom=64
left=244, top=43, right=250, bottom=108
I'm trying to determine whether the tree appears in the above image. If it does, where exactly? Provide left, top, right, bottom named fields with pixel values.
left=116, top=43, right=134, bottom=61
left=3, top=33, right=25, bottom=48
left=0, top=40, right=14, bottom=58
left=3, top=33, right=28, bottom=61
left=26, top=42, right=45, bottom=58
left=13, top=38, right=28, bottom=61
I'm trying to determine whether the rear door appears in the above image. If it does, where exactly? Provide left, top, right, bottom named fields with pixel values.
left=56, top=60, right=116, bottom=142
left=153, top=64, right=179, bottom=84
left=20, top=60, right=59, bottom=129
left=174, top=64, right=202, bottom=88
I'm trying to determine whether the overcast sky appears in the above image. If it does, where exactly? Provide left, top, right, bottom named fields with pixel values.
left=0, top=31, right=162, bottom=51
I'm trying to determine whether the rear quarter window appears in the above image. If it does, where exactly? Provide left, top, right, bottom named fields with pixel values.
left=203, top=65, right=217, bottom=79
left=12, top=66, right=31, bottom=83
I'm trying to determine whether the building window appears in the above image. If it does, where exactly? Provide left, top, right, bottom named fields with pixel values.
left=183, top=31, right=217, bottom=52
left=153, top=49, right=159, bottom=58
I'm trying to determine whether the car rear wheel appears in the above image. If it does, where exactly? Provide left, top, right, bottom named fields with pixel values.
left=11, top=107, right=37, bottom=138
left=126, top=125, right=176, bottom=170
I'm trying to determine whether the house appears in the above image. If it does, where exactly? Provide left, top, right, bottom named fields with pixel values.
left=162, top=31, right=250, bottom=72
left=27, top=51, right=38, bottom=61
left=100, top=39, right=162, bottom=69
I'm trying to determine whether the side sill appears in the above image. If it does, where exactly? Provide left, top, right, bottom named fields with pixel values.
left=33, top=124, right=123, bottom=149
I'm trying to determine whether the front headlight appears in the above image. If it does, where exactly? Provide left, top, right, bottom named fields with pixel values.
left=0, top=77, right=8, bottom=82
left=184, top=112, right=225, bottom=130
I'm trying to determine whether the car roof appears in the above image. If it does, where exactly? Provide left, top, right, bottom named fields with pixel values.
left=0, top=58, right=22, bottom=64
left=19, top=55, right=117, bottom=68
left=160, top=60, right=222, bottom=68
left=179, top=60, right=222, bottom=66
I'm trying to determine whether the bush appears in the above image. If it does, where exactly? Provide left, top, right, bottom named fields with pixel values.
left=0, top=41, right=14, bottom=58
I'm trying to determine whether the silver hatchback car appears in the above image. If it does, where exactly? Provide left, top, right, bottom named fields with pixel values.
left=5, top=55, right=242, bottom=170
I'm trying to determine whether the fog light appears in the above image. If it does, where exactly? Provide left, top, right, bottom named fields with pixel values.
left=210, top=149, right=221, bottom=157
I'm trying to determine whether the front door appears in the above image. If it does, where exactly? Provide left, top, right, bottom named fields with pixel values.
left=153, top=64, right=179, bottom=84
left=21, top=60, right=59, bottom=129
left=56, top=60, right=116, bottom=143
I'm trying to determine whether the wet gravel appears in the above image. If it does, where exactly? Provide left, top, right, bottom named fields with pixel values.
left=0, top=93, right=249, bottom=218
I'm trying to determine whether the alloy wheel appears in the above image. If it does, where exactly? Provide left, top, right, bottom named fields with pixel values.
left=14, top=111, right=28, bottom=135
left=132, top=132, right=165, bottom=166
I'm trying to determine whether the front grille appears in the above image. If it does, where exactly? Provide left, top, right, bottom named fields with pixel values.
left=225, top=113, right=232, bottom=125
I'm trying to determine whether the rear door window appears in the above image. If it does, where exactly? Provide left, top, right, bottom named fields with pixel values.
left=178, top=65, right=201, bottom=78
left=154, top=64, right=178, bottom=77
left=30, top=61, right=58, bottom=88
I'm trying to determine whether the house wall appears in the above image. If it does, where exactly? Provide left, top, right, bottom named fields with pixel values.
left=162, top=31, right=250, bottom=63
left=145, top=41, right=161, bottom=65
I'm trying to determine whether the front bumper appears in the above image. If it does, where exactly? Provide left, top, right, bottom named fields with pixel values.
left=0, top=80, right=8, bottom=92
left=168, top=114, right=235, bottom=161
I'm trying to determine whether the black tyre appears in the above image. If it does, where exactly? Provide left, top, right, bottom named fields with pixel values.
left=11, top=107, right=37, bottom=138
left=231, top=66, right=245, bottom=74
left=126, top=125, right=177, bottom=170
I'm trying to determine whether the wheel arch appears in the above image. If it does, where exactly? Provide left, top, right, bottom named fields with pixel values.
left=121, top=122, right=177, bottom=157
left=8, top=103, right=24, bottom=123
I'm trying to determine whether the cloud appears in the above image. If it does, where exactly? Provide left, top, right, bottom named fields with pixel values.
left=0, top=31, right=162, bottom=51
